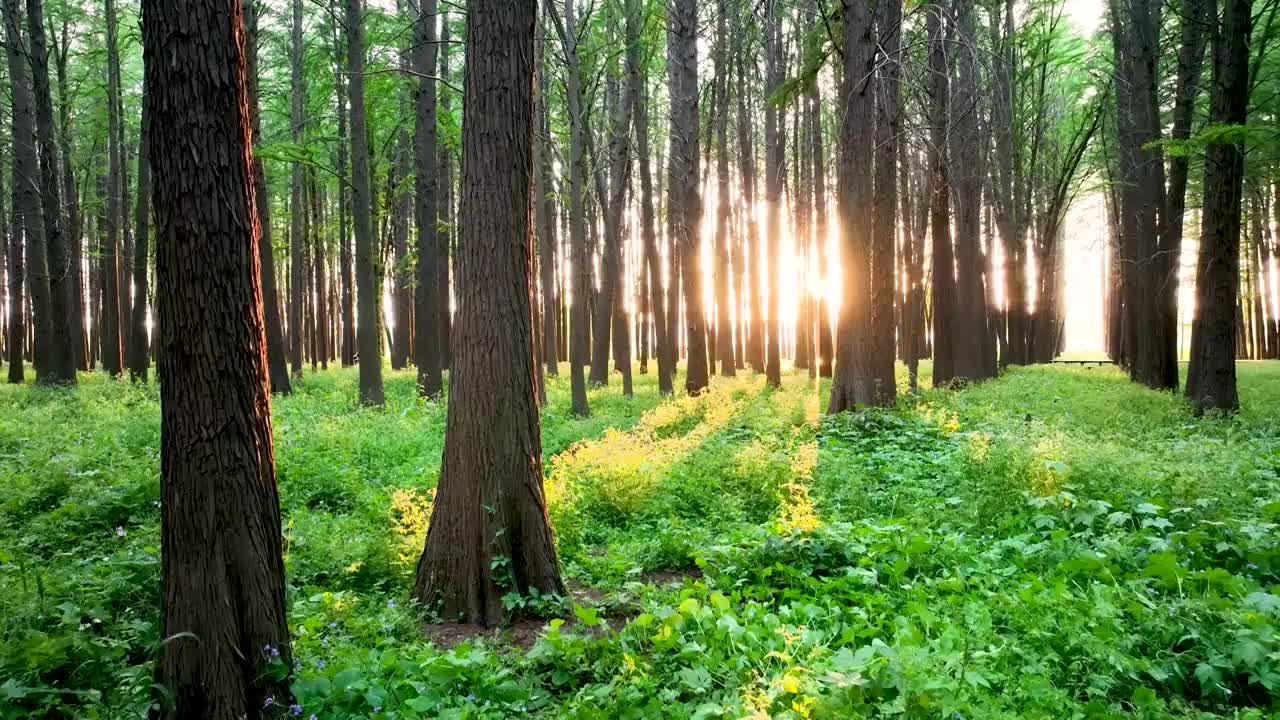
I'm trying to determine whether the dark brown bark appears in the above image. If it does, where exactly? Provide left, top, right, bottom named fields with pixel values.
left=415, top=0, right=442, bottom=397
left=101, top=0, right=122, bottom=376
left=828, top=0, right=877, bottom=412
left=413, top=0, right=563, bottom=624
left=391, top=123, right=412, bottom=372
left=289, top=0, right=304, bottom=377
left=334, top=18, right=354, bottom=368
left=246, top=0, right=290, bottom=394
left=4, top=0, right=54, bottom=382
left=1187, top=0, right=1250, bottom=413
left=24, top=0, right=72, bottom=383
left=711, top=0, right=735, bottom=379
left=762, top=0, right=783, bottom=390
left=53, top=19, right=84, bottom=371
left=928, top=4, right=955, bottom=386
left=311, top=175, right=328, bottom=371
left=1110, top=0, right=1176, bottom=390
left=348, top=0, right=384, bottom=405
left=127, top=77, right=151, bottom=382
left=737, top=9, right=763, bottom=375
left=869, top=0, right=901, bottom=402
left=142, top=0, right=293, bottom=712
left=4, top=149, right=20, bottom=383
left=536, top=16, right=558, bottom=379
left=950, top=0, right=991, bottom=381
left=437, top=16, right=453, bottom=372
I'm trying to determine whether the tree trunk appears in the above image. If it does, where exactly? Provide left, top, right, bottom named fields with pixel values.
left=828, top=0, right=877, bottom=412
left=636, top=79, right=671, bottom=394
left=127, top=76, right=151, bottom=382
left=737, top=12, right=763, bottom=375
left=348, top=0, right=384, bottom=405
left=762, top=0, right=783, bottom=390
left=536, top=16, right=558, bottom=379
left=143, top=0, right=293, bottom=711
left=245, top=0, right=290, bottom=393
left=712, top=0, right=735, bottom=379
left=289, top=0, right=305, bottom=377
left=414, top=0, right=442, bottom=397
left=5, top=148, right=21, bottom=383
left=869, top=0, right=901, bottom=402
left=413, top=0, right=563, bottom=625
left=1186, top=0, right=1250, bottom=413
left=4, top=0, right=54, bottom=382
left=101, top=0, right=123, bottom=376
left=928, top=4, right=955, bottom=386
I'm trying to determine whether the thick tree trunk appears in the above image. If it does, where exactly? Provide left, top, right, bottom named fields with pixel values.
left=828, top=0, right=877, bottom=412
left=1187, top=0, right=1250, bottom=413
left=413, top=0, right=563, bottom=625
left=536, top=20, right=558, bottom=379
left=636, top=82, right=671, bottom=395
left=348, top=0, right=384, bottom=405
left=736, top=19, right=763, bottom=376
left=143, top=0, right=293, bottom=712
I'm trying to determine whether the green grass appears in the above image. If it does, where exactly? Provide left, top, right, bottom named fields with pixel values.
left=1, top=361, right=1277, bottom=718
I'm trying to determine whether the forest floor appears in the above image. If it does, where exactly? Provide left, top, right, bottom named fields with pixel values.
left=2, top=361, right=1278, bottom=718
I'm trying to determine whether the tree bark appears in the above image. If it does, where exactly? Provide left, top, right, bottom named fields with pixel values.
left=762, top=0, right=784, bottom=389
left=414, top=0, right=563, bottom=625
left=414, top=0, right=442, bottom=397
left=348, top=0, right=384, bottom=405
left=143, top=0, right=293, bottom=712
left=1186, top=0, right=1250, bottom=413
left=289, top=0, right=305, bottom=377
left=4, top=0, right=54, bottom=382
left=127, top=77, right=151, bottom=382
left=928, top=4, right=956, bottom=386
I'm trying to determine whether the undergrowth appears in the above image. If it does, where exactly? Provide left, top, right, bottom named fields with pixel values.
left=1, top=362, right=1277, bottom=718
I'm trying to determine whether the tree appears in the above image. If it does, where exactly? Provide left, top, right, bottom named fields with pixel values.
left=415, top=0, right=442, bottom=397
left=103, top=0, right=123, bottom=376
left=762, top=0, right=783, bottom=390
left=142, top=0, right=292, bottom=712
left=928, top=3, right=956, bottom=387
left=246, top=0, right=291, bottom=394
left=26, top=0, right=74, bottom=384
left=828, top=0, right=878, bottom=411
left=635, top=76, right=672, bottom=394
left=348, top=0, right=385, bottom=406
left=713, top=0, right=735, bottom=378
left=413, top=0, right=563, bottom=625
left=127, top=77, right=151, bottom=382
left=1186, top=0, right=1252, bottom=413
left=289, top=0, right=305, bottom=377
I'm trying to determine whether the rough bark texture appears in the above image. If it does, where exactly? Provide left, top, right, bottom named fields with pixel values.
left=413, top=0, right=563, bottom=625
left=927, top=4, right=956, bottom=386
left=5, top=150, right=21, bottom=383
left=347, top=0, right=384, bottom=405
left=25, top=0, right=74, bottom=383
left=1186, top=0, right=1250, bottom=413
left=536, top=19, right=558, bottom=379
left=828, top=0, right=877, bottom=412
left=245, top=0, right=290, bottom=394
left=414, top=0, right=442, bottom=397
left=53, top=20, right=85, bottom=370
left=712, top=0, right=735, bottom=379
left=4, top=0, right=53, bottom=382
left=869, top=0, right=901, bottom=403
left=142, top=0, right=293, bottom=713
left=737, top=13, right=763, bottom=376
left=668, top=0, right=706, bottom=394
left=1110, top=0, right=1177, bottom=390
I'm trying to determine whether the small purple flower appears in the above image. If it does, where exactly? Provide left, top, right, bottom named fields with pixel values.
left=315, top=660, right=326, bottom=669
left=264, top=644, right=280, bottom=658
left=116, top=526, right=126, bottom=537
left=264, top=695, right=275, bottom=708
left=386, top=599, right=396, bottom=608
left=466, top=694, right=476, bottom=702
left=372, top=706, right=382, bottom=713
left=310, top=715, right=318, bottom=720
left=289, top=704, right=303, bottom=716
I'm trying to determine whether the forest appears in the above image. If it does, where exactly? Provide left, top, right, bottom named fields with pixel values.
left=1, top=0, right=1279, bottom=717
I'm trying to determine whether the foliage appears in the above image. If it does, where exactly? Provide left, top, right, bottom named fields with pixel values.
left=2, top=364, right=1279, bottom=717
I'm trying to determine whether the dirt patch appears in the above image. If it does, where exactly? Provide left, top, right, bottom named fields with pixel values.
left=639, top=567, right=702, bottom=587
